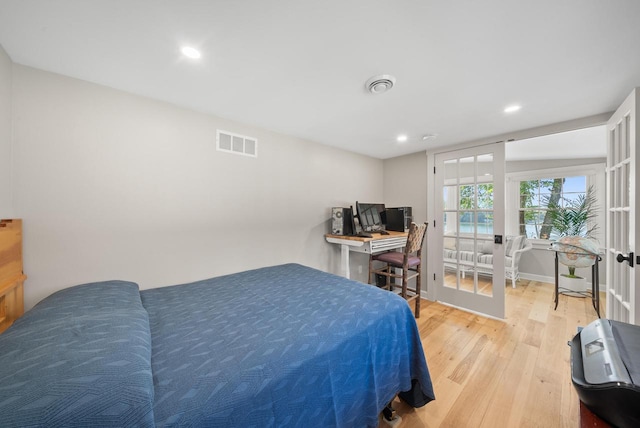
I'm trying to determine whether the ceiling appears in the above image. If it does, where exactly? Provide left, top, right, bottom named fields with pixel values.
left=506, top=125, right=606, bottom=161
left=0, top=0, right=638, bottom=159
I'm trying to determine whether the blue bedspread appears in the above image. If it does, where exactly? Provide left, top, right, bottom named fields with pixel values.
left=0, top=264, right=434, bottom=427
left=141, top=264, right=434, bottom=427
left=0, top=281, right=155, bottom=427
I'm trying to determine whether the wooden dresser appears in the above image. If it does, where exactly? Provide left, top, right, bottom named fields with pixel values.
left=0, top=219, right=26, bottom=334
left=580, top=401, right=611, bottom=427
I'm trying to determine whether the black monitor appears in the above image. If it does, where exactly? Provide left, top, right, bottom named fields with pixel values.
left=356, top=202, right=385, bottom=232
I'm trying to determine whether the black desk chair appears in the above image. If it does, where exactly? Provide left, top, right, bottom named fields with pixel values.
left=368, top=222, right=428, bottom=318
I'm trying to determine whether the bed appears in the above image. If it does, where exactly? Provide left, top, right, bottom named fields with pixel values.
left=0, top=222, right=434, bottom=427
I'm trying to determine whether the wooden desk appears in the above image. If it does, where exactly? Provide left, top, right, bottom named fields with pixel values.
left=325, top=231, right=408, bottom=279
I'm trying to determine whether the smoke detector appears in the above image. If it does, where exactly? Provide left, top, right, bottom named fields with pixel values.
left=365, top=75, right=396, bottom=94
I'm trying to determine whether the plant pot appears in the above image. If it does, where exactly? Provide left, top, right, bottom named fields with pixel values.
left=559, top=274, right=587, bottom=294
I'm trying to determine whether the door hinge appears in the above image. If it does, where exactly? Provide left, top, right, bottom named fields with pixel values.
left=433, top=219, right=436, bottom=228
left=433, top=166, right=436, bottom=174
left=433, top=273, right=436, bottom=281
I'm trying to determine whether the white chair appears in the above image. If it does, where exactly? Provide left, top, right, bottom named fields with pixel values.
left=444, top=235, right=532, bottom=288
left=505, top=237, right=533, bottom=288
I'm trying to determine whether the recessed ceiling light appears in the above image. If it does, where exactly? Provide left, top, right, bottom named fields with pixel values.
left=422, top=134, right=438, bottom=140
left=397, top=134, right=408, bottom=143
left=181, top=46, right=201, bottom=59
left=504, top=104, right=521, bottom=113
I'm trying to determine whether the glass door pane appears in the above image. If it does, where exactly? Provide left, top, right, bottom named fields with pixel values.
left=441, top=154, right=495, bottom=297
left=435, top=143, right=505, bottom=319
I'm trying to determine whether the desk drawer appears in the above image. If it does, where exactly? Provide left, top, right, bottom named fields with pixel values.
left=371, top=237, right=407, bottom=253
left=349, top=237, right=407, bottom=254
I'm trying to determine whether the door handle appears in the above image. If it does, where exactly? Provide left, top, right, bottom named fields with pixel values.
left=616, top=252, right=635, bottom=267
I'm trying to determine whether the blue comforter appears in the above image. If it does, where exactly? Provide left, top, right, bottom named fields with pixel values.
left=0, top=280, right=156, bottom=427
left=0, top=264, right=434, bottom=427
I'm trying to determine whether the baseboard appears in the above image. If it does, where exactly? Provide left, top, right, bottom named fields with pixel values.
left=519, top=272, right=554, bottom=284
left=519, top=272, right=606, bottom=290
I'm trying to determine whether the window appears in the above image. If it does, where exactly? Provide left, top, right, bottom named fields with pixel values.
left=518, top=176, right=586, bottom=240
left=506, top=163, right=605, bottom=244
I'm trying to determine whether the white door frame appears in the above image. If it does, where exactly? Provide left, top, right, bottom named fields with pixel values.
left=428, top=142, right=506, bottom=319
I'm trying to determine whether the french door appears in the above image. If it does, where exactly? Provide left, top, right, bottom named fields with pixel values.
left=606, top=88, right=640, bottom=324
left=434, top=143, right=505, bottom=319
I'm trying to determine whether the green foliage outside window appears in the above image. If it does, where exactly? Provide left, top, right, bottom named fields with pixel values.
left=519, top=177, right=588, bottom=240
left=453, top=175, right=590, bottom=240
left=519, top=178, right=563, bottom=239
left=459, top=183, right=494, bottom=209
left=458, top=183, right=494, bottom=233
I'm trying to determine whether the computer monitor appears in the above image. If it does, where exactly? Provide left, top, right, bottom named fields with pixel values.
left=356, top=202, right=385, bottom=232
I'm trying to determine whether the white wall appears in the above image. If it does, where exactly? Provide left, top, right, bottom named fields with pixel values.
left=383, top=152, right=428, bottom=224
left=382, top=152, right=429, bottom=292
left=0, top=45, right=11, bottom=217
left=11, top=64, right=383, bottom=309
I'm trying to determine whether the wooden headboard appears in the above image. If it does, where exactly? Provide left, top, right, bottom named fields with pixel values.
left=0, top=219, right=25, bottom=334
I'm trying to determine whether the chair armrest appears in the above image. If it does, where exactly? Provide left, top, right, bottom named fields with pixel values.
left=508, top=241, right=533, bottom=267
left=511, top=245, right=533, bottom=256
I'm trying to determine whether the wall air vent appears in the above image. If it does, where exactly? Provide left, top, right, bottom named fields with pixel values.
left=216, top=130, right=258, bottom=157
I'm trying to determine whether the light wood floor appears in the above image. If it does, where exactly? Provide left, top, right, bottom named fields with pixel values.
left=382, top=279, right=602, bottom=428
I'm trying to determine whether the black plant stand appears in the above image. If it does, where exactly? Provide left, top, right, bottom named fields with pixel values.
left=553, top=250, right=601, bottom=317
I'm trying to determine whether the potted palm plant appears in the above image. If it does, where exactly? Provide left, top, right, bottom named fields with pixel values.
left=547, top=186, right=599, bottom=293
